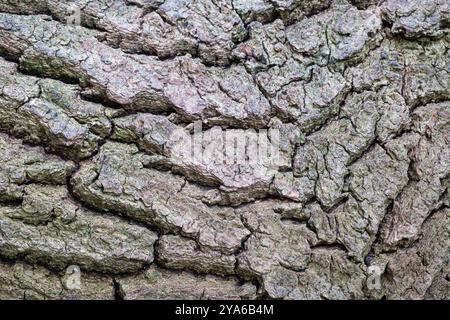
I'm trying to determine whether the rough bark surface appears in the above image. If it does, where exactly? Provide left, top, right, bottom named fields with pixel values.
left=0, top=0, right=448, bottom=300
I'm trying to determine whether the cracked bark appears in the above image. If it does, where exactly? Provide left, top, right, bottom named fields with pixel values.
left=0, top=0, right=449, bottom=300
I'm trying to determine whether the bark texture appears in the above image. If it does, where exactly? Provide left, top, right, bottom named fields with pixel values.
left=0, top=0, right=449, bottom=300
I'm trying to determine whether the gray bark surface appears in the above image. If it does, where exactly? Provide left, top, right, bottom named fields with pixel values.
left=0, top=0, right=448, bottom=300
